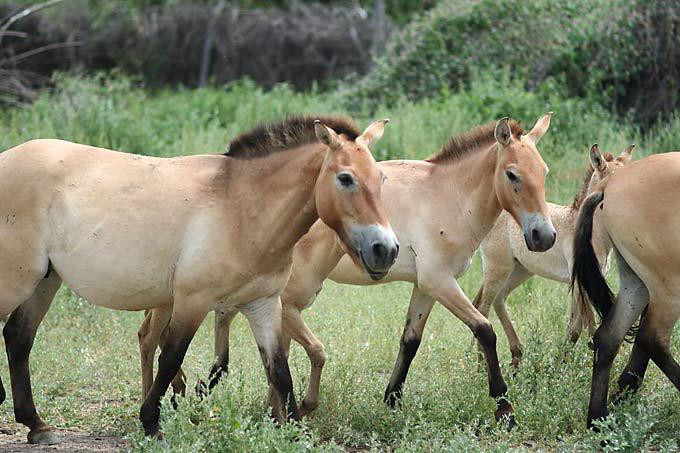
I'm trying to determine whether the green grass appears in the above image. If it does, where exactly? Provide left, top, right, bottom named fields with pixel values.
left=1, top=73, right=680, bottom=450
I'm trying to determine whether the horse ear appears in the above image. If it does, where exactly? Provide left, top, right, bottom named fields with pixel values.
left=524, top=112, right=552, bottom=144
left=618, top=144, right=635, bottom=163
left=357, top=119, right=389, bottom=148
left=315, top=120, right=342, bottom=150
left=589, top=144, right=607, bottom=174
left=494, top=117, right=512, bottom=147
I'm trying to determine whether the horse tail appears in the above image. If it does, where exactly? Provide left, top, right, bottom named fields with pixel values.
left=571, top=191, right=614, bottom=323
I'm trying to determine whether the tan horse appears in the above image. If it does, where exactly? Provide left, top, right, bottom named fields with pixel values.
left=141, top=114, right=557, bottom=426
left=0, top=115, right=398, bottom=444
left=572, top=151, right=680, bottom=428
left=474, top=144, right=634, bottom=366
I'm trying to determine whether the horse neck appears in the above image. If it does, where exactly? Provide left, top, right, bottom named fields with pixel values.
left=228, top=144, right=326, bottom=257
left=433, top=144, right=502, bottom=247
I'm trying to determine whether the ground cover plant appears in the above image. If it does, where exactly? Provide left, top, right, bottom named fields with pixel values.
left=0, top=72, right=679, bottom=451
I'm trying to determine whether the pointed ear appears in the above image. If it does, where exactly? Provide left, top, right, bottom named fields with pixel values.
left=314, top=120, right=342, bottom=150
left=618, top=144, right=635, bottom=163
left=494, top=117, right=512, bottom=147
left=589, top=144, right=607, bottom=174
left=356, top=118, right=389, bottom=148
left=524, top=112, right=552, bottom=144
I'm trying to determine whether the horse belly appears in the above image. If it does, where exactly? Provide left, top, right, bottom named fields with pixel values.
left=46, top=196, right=180, bottom=311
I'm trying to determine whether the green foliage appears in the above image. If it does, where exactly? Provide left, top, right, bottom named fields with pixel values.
left=346, top=0, right=680, bottom=126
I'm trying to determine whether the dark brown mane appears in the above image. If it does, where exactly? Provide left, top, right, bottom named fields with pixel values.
left=426, top=120, right=523, bottom=164
left=571, top=152, right=614, bottom=210
left=226, top=115, right=361, bottom=159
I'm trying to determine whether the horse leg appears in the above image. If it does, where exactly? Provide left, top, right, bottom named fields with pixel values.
left=241, top=296, right=299, bottom=423
left=492, top=267, right=531, bottom=367
left=423, top=277, right=514, bottom=426
left=384, top=285, right=436, bottom=407
left=586, top=253, right=648, bottom=429
left=267, top=332, right=291, bottom=418
left=635, top=303, right=680, bottom=391
left=281, top=303, right=326, bottom=417
left=612, top=320, right=651, bottom=404
left=139, top=304, right=207, bottom=438
left=4, top=273, right=61, bottom=445
left=138, top=306, right=175, bottom=399
left=206, top=307, right=239, bottom=391
left=157, top=314, right=187, bottom=397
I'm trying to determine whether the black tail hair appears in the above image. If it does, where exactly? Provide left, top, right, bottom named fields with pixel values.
left=571, top=192, right=614, bottom=322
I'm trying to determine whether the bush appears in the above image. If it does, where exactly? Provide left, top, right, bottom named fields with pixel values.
left=345, top=0, right=680, bottom=127
left=0, top=0, right=390, bottom=97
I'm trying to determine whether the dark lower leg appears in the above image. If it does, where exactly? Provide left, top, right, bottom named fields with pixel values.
left=384, top=288, right=434, bottom=407
left=475, top=323, right=513, bottom=426
left=587, top=327, right=621, bottom=429
left=265, top=344, right=299, bottom=422
left=206, top=309, right=237, bottom=391
left=140, top=324, right=199, bottom=438
left=4, top=276, right=60, bottom=444
left=614, top=342, right=650, bottom=403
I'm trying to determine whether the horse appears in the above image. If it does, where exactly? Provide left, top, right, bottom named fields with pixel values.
left=473, top=144, right=634, bottom=366
left=572, top=151, right=680, bottom=428
left=0, top=115, right=399, bottom=444
left=140, top=113, right=557, bottom=426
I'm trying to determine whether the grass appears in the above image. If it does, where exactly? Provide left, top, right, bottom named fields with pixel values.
left=1, top=73, right=680, bottom=450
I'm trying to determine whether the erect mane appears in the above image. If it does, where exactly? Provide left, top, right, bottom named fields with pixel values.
left=226, top=115, right=361, bottom=159
left=426, top=120, right=524, bottom=164
left=571, top=152, right=614, bottom=210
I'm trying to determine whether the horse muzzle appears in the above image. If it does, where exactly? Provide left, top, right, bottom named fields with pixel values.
left=522, top=213, right=556, bottom=252
left=351, top=224, right=399, bottom=280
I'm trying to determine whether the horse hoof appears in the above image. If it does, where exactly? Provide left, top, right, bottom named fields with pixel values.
left=28, top=429, right=59, bottom=445
left=195, top=379, right=208, bottom=399
left=299, top=401, right=317, bottom=419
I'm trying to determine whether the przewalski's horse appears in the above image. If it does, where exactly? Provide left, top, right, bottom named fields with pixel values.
left=571, top=151, right=680, bottom=429
left=166, top=114, right=557, bottom=426
left=0, top=115, right=398, bottom=444
left=474, top=144, right=634, bottom=366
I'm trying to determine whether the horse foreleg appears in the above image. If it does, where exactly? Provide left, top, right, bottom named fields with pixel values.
left=206, top=308, right=239, bottom=391
left=140, top=305, right=207, bottom=439
left=241, top=296, right=299, bottom=423
left=384, top=285, right=435, bottom=408
left=282, top=304, right=325, bottom=417
left=4, top=273, right=61, bottom=445
left=423, top=277, right=514, bottom=427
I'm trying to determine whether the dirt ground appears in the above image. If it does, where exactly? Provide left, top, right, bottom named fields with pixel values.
left=0, top=427, right=129, bottom=452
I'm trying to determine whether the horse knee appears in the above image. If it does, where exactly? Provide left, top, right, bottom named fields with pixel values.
left=307, top=342, right=326, bottom=369
left=473, top=321, right=497, bottom=350
left=592, top=328, right=619, bottom=363
left=3, top=319, right=31, bottom=360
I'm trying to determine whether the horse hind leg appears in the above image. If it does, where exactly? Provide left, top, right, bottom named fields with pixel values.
left=634, top=301, right=680, bottom=392
left=138, top=307, right=170, bottom=399
left=491, top=266, right=531, bottom=368
left=4, top=272, right=61, bottom=445
left=587, top=251, right=648, bottom=428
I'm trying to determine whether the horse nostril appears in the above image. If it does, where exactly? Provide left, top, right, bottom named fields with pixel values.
left=372, top=242, right=388, bottom=261
left=531, top=228, right=540, bottom=243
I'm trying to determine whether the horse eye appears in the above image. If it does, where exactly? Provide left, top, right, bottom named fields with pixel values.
left=505, top=170, right=520, bottom=183
left=337, top=173, right=355, bottom=188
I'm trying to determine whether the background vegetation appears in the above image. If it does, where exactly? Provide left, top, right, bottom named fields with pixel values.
left=1, top=0, right=680, bottom=450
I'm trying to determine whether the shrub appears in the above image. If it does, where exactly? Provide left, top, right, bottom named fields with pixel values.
left=345, top=0, right=680, bottom=127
